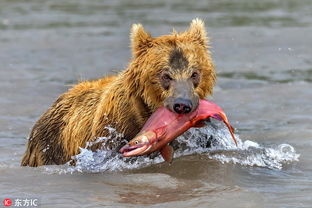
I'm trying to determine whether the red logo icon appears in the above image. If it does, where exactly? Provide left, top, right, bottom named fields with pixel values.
left=3, top=198, right=12, bottom=207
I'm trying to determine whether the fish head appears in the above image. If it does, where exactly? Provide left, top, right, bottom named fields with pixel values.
left=119, top=131, right=157, bottom=157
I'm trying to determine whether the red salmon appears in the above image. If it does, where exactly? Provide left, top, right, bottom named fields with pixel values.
left=120, top=99, right=237, bottom=162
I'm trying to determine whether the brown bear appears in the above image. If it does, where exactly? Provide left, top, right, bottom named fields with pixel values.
left=21, top=19, right=216, bottom=167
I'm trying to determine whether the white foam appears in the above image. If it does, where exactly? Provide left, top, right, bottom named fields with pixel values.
left=44, top=123, right=300, bottom=174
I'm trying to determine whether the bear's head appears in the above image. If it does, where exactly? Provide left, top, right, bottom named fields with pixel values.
left=125, top=18, right=216, bottom=114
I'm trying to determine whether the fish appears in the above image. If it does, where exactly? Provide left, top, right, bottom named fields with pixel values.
left=119, top=99, right=237, bottom=163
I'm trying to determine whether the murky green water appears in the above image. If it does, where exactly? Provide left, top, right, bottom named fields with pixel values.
left=1, top=0, right=312, bottom=207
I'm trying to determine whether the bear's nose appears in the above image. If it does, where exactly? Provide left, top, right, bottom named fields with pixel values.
left=173, top=98, right=192, bottom=114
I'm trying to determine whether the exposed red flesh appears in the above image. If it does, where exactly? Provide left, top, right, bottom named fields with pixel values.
left=120, top=99, right=237, bottom=157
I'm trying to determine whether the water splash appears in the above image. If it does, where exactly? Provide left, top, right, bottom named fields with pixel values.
left=44, top=123, right=300, bottom=174
left=175, top=123, right=300, bottom=170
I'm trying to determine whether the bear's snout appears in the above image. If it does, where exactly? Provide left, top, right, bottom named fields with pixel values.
left=173, top=98, right=192, bottom=114
left=163, top=79, right=200, bottom=115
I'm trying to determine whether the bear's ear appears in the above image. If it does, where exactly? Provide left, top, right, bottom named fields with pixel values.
left=130, top=24, right=152, bottom=57
left=186, top=18, right=208, bottom=46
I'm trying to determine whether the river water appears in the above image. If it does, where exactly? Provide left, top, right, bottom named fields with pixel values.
left=1, top=0, right=312, bottom=207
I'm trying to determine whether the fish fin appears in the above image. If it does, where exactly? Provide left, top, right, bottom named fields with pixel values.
left=216, top=112, right=238, bottom=146
left=230, top=124, right=235, bottom=133
left=223, top=121, right=237, bottom=146
left=160, top=144, right=174, bottom=163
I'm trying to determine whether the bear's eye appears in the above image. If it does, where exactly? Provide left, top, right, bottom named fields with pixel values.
left=191, top=72, right=200, bottom=87
left=191, top=72, right=198, bottom=79
left=160, top=73, right=172, bottom=90
left=162, top=74, right=172, bottom=81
